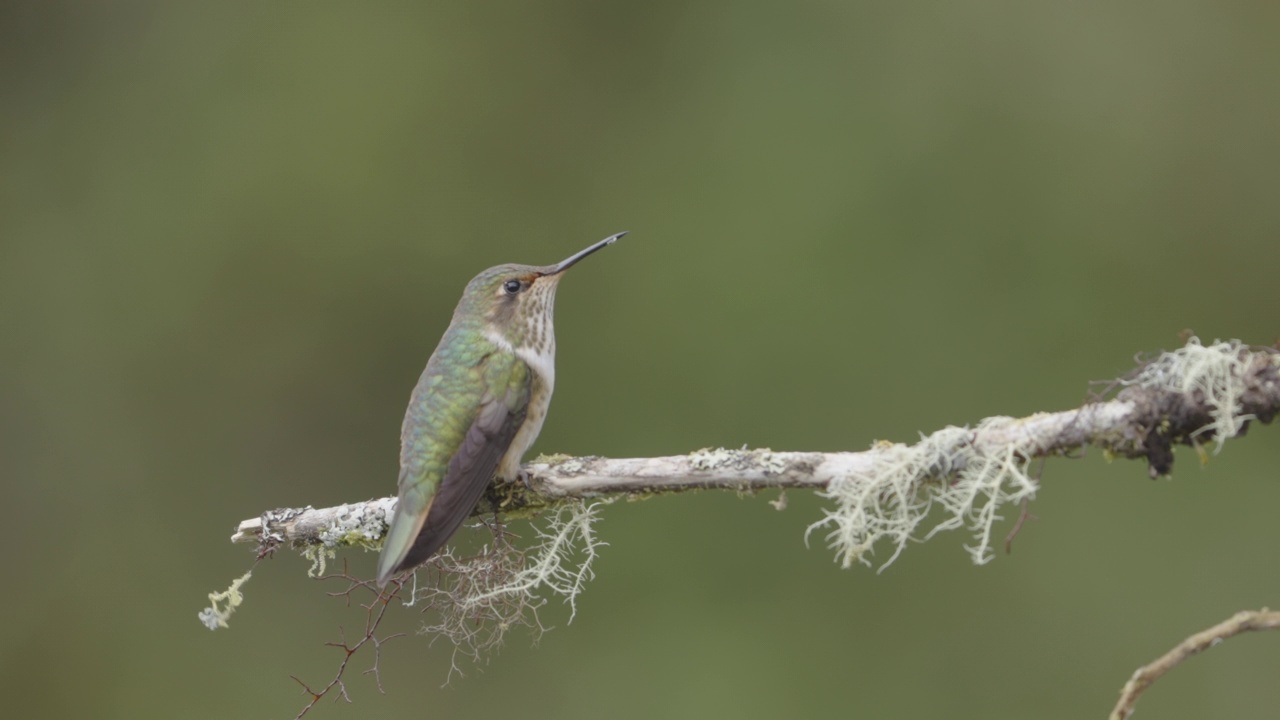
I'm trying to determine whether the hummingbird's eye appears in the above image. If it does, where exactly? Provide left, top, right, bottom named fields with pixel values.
left=502, top=279, right=523, bottom=295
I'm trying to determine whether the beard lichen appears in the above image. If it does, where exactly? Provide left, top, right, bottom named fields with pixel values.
left=408, top=499, right=607, bottom=679
left=806, top=425, right=1039, bottom=570
left=1120, top=336, right=1259, bottom=453
left=806, top=337, right=1269, bottom=572
left=198, top=570, right=253, bottom=630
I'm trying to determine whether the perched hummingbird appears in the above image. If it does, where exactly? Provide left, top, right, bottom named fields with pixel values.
left=376, top=232, right=626, bottom=586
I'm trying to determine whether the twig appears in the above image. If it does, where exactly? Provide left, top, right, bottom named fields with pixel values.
left=1110, top=609, right=1280, bottom=720
left=292, top=560, right=407, bottom=719
left=1003, top=454, right=1046, bottom=554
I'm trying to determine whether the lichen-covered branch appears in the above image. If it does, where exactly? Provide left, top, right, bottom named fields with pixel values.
left=230, top=338, right=1278, bottom=570
left=207, top=338, right=1279, bottom=706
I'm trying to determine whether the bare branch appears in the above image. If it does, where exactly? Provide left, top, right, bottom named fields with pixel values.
left=292, top=560, right=407, bottom=719
left=1110, top=608, right=1280, bottom=720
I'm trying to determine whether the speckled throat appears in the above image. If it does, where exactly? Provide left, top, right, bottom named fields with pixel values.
left=510, top=275, right=558, bottom=362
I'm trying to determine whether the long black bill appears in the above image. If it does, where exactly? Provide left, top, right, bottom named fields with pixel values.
left=549, top=231, right=627, bottom=274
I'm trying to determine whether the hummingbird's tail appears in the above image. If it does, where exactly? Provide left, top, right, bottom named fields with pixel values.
left=377, top=495, right=430, bottom=587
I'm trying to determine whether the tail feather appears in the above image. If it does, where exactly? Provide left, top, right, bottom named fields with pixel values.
left=376, top=498, right=430, bottom=586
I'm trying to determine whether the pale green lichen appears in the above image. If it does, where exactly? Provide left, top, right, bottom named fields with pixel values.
left=689, top=447, right=737, bottom=470
left=758, top=450, right=788, bottom=475
left=926, top=418, right=1040, bottom=565
left=555, top=457, right=588, bottom=474
left=690, top=447, right=787, bottom=473
left=807, top=423, right=1039, bottom=571
left=530, top=453, right=587, bottom=474
left=303, top=545, right=337, bottom=577
left=198, top=571, right=253, bottom=630
left=411, top=499, right=608, bottom=678
left=807, top=337, right=1264, bottom=571
left=769, top=490, right=788, bottom=511
left=464, top=500, right=605, bottom=621
left=1122, top=337, right=1255, bottom=453
left=316, top=503, right=387, bottom=550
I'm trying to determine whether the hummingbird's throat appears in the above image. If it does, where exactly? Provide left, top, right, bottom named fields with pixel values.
left=483, top=319, right=557, bottom=391
left=485, top=280, right=558, bottom=382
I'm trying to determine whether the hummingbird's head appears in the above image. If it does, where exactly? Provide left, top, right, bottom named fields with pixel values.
left=458, top=232, right=626, bottom=352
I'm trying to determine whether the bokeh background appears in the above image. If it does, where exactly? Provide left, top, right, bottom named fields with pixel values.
left=3, top=2, right=1278, bottom=718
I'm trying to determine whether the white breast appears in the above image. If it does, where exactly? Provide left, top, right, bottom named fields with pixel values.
left=497, top=345, right=555, bottom=480
left=484, top=328, right=555, bottom=391
left=516, top=345, right=555, bottom=391
left=483, top=326, right=557, bottom=481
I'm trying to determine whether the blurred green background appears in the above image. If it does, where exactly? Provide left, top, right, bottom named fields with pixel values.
left=3, top=2, right=1278, bottom=718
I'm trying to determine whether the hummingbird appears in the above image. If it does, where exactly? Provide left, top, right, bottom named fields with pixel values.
left=376, top=232, right=626, bottom=586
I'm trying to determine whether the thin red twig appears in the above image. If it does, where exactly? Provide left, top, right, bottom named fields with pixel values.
left=292, top=560, right=408, bottom=719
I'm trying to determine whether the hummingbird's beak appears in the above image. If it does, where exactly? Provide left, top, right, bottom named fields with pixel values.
left=547, top=232, right=627, bottom=275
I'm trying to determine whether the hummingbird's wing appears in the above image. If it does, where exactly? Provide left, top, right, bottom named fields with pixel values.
left=378, top=350, right=532, bottom=585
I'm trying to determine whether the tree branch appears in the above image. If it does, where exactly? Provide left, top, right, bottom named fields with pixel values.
left=1110, top=608, right=1280, bottom=720
left=229, top=339, right=1279, bottom=560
